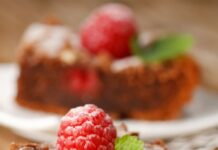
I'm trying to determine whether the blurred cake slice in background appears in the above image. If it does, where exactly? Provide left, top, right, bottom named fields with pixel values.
left=16, top=4, right=199, bottom=120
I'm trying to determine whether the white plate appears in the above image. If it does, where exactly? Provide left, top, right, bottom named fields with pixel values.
left=0, top=64, right=218, bottom=142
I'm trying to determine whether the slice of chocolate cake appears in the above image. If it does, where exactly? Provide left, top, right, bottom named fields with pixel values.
left=16, top=22, right=198, bottom=120
left=16, top=3, right=199, bottom=120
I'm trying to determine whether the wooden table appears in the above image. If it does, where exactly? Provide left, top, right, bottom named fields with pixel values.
left=0, top=126, right=30, bottom=150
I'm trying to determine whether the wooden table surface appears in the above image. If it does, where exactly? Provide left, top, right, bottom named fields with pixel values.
left=0, top=126, right=30, bottom=150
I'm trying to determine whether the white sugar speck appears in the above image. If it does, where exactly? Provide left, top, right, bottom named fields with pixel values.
left=111, top=56, right=143, bottom=72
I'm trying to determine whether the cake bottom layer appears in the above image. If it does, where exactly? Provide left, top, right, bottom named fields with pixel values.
left=17, top=81, right=193, bottom=120
left=16, top=56, right=199, bottom=120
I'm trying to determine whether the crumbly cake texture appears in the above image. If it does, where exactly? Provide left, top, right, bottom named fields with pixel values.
left=16, top=23, right=199, bottom=120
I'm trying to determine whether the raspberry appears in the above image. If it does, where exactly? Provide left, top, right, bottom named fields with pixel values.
left=56, top=104, right=117, bottom=150
left=81, top=3, right=137, bottom=59
left=63, top=68, right=100, bottom=96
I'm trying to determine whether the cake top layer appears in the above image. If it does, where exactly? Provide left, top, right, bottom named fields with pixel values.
left=19, top=23, right=79, bottom=58
left=111, top=56, right=143, bottom=72
left=18, top=2, right=193, bottom=69
left=18, top=22, right=145, bottom=71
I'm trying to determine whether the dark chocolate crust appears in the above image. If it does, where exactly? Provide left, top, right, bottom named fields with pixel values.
left=16, top=47, right=199, bottom=120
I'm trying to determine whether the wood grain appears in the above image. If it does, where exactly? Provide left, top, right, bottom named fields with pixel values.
left=0, top=126, right=30, bottom=150
left=0, top=0, right=218, bottom=61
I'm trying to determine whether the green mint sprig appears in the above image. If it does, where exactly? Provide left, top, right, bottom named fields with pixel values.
left=131, top=34, right=194, bottom=63
left=115, top=135, right=144, bottom=150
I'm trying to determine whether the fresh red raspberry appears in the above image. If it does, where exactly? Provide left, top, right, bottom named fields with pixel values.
left=81, top=3, right=137, bottom=59
left=56, top=104, right=117, bottom=150
left=63, top=68, right=100, bottom=96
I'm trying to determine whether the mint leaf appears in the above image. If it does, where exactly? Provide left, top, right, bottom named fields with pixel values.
left=115, top=135, right=144, bottom=150
left=131, top=34, right=194, bottom=62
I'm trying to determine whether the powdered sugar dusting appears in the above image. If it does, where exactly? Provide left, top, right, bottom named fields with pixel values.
left=80, top=3, right=137, bottom=58
left=57, top=104, right=116, bottom=150
left=37, top=26, right=70, bottom=57
left=111, top=56, right=143, bottom=72
left=20, top=23, right=75, bottom=58
left=22, top=23, right=47, bottom=44
left=97, top=3, right=134, bottom=22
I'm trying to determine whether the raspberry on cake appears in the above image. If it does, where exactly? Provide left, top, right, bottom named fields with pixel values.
left=16, top=3, right=199, bottom=120
left=62, top=69, right=101, bottom=97
left=10, top=104, right=168, bottom=150
left=81, top=3, right=137, bottom=58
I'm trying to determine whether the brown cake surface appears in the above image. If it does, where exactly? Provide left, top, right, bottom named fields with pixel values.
left=16, top=23, right=199, bottom=120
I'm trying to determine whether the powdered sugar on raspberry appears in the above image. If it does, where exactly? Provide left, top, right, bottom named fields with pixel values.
left=81, top=3, right=137, bottom=58
left=95, top=3, right=135, bottom=22
left=57, top=104, right=116, bottom=150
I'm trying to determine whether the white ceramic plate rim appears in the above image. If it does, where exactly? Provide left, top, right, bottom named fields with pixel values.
left=0, top=63, right=218, bottom=142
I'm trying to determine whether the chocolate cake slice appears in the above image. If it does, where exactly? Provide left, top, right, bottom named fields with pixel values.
left=16, top=4, right=199, bottom=120
left=16, top=22, right=198, bottom=120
